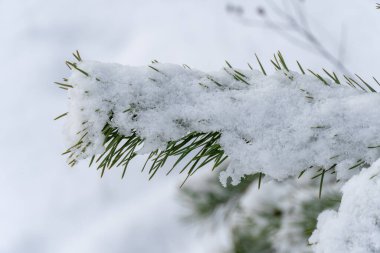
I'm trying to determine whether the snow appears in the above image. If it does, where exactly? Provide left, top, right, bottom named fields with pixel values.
left=309, top=158, right=380, bottom=253
left=65, top=61, right=380, bottom=184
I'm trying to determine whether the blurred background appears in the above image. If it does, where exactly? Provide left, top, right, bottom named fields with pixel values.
left=0, top=0, right=379, bottom=252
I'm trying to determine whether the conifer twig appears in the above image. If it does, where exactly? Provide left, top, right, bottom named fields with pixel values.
left=58, top=51, right=378, bottom=185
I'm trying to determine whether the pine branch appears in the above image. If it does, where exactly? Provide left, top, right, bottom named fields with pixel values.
left=57, top=51, right=379, bottom=186
left=180, top=169, right=341, bottom=252
left=181, top=173, right=259, bottom=222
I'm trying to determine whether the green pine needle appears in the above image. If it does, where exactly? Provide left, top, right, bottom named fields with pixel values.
left=54, top=112, right=68, bottom=120
left=255, top=53, right=267, bottom=75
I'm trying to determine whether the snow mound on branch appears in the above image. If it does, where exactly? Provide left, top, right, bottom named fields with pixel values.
left=309, top=159, right=380, bottom=253
left=65, top=61, right=380, bottom=184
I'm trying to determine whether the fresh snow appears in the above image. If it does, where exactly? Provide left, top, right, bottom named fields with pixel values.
left=309, top=158, right=380, bottom=253
left=65, top=61, right=380, bottom=184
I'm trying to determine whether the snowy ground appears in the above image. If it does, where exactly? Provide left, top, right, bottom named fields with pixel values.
left=0, top=0, right=379, bottom=252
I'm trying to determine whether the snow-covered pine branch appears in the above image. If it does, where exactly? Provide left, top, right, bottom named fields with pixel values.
left=57, top=51, right=380, bottom=186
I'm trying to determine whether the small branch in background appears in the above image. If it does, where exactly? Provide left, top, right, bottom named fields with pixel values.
left=225, top=3, right=244, bottom=16
left=338, top=24, right=347, bottom=66
left=226, top=0, right=351, bottom=75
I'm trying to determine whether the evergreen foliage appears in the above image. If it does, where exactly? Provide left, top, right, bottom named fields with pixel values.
left=181, top=172, right=341, bottom=253
left=57, top=51, right=379, bottom=187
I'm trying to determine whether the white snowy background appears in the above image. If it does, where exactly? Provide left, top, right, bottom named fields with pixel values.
left=0, top=0, right=379, bottom=252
